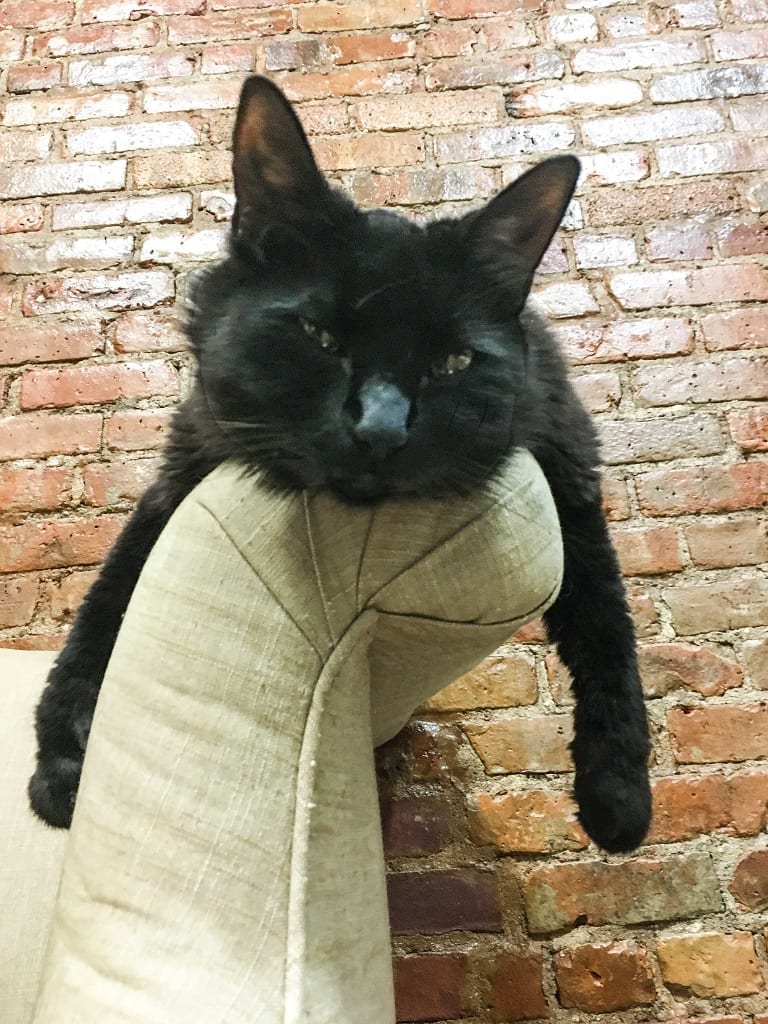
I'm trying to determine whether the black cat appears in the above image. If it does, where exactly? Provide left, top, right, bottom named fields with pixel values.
left=29, top=76, right=652, bottom=851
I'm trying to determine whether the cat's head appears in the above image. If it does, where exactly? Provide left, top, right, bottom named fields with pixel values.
left=189, top=76, right=579, bottom=500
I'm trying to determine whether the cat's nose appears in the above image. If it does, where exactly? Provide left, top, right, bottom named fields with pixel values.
left=353, top=376, right=409, bottom=460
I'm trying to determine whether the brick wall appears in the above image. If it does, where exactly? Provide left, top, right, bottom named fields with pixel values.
left=2, top=0, right=768, bottom=1020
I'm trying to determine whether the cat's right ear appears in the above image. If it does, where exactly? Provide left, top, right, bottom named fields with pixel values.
left=231, top=76, right=328, bottom=243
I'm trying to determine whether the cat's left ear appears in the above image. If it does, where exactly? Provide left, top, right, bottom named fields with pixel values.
left=231, top=76, right=328, bottom=240
left=466, top=156, right=580, bottom=310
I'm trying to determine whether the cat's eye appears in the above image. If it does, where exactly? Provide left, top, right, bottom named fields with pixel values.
left=431, top=349, right=474, bottom=378
left=300, top=317, right=337, bottom=352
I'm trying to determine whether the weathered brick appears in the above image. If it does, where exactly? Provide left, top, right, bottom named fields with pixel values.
left=3, top=91, right=131, bottom=126
left=82, top=458, right=160, bottom=507
left=548, top=11, right=598, bottom=42
left=0, top=28, right=25, bottom=62
left=555, top=942, right=655, bottom=1013
left=280, top=66, right=418, bottom=103
left=574, top=233, right=637, bottom=268
left=139, top=228, right=226, bottom=264
left=0, top=465, right=72, bottom=513
left=487, top=952, right=548, bottom=1023
left=602, top=476, right=631, bottom=520
left=133, top=151, right=230, bottom=189
left=423, top=647, right=536, bottom=711
left=387, top=869, right=502, bottom=934
left=465, top=714, right=573, bottom=774
left=0, top=514, right=125, bottom=573
left=535, top=282, right=599, bottom=318
left=637, top=463, right=768, bottom=516
left=354, top=88, right=502, bottom=131
left=143, top=79, right=241, bottom=114
left=348, top=165, right=496, bottom=206
left=666, top=575, right=768, bottom=633
left=650, top=64, right=768, bottom=103
left=82, top=0, right=204, bottom=21
left=657, top=932, right=763, bottom=997
left=0, top=577, right=38, bottom=628
left=0, top=322, right=103, bottom=366
left=584, top=106, right=723, bottom=146
left=0, top=0, right=74, bottom=29
left=524, top=852, right=722, bottom=933
left=167, top=9, right=291, bottom=44
left=728, top=408, right=768, bottom=452
left=702, top=307, right=768, bottom=350
left=0, top=159, right=126, bottom=200
left=0, top=412, right=102, bottom=460
left=716, top=216, right=768, bottom=256
left=429, top=0, right=536, bottom=16
left=53, top=193, right=192, bottom=230
left=730, top=849, right=768, bottom=910
left=113, top=311, right=188, bottom=354
left=68, top=52, right=194, bottom=87
left=669, top=702, right=768, bottom=761
left=0, top=235, right=133, bottom=275
left=743, top=637, right=768, bottom=689
left=47, top=568, right=98, bottom=622
left=468, top=789, right=587, bottom=853
left=66, top=120, right=198, bottom=156
left=393, top=954, right=468, bottom=1023
left=639, top=642, right=743, bottom=698
left=664, top=0, right=719, bottom=27
left=573, top=39, right=704, bottom=73
left=685, top=516, right=767, bottom=569
left=20, top=360, right=180, bottom=410
left=648, top=771, right=768, bottom=843
left=106, top=408, right=173, bottom=451
left=659, top=137, right=768, bottom=177
left=0, top=128, right=53, bottom=163
left=263, top=38, right=332, bottom=72
left=600, top=414, right=724, bottom=466
left=334, top=31, right=416, bottom=65
left=381, top=795, right=452, bottom=856
left=7, top=61, right=62, bottom=93
left=611, top=524, right=683, bottom=575
left=313, top=132, right=425, bottom=171
left=572, top=370, right=621, bottom=413
left=298, top=0, right=425, bottom=32
left=421, top=22, right=475, bottom=58
left=645, top=223, right=714, bottom=262
left=713, top=28, right=768, bottom=59
left=732, top=0, right=768, bottom=20
left=426, top=51, right=565, bottom=91
left=480, top=17, right=534, bottom=50
left=580, top=149, right=650, bottom=184
left=513, top=77, right=640, bottom=117
left=200, top=42, right=254, bottom=75
left=32, top=20, right=161, bottom=56
left=0, top=203, right=45, bottom=234
left=436, top=121, right=574, bottom=163
left=556, top=317, right=694, bottom=364
left=23, top=270, right=174, bottom=316
left=635, top=356, right=768, bottom=406
left=610, top=265, right=768, bottom=310
left=585, top=181, right=740, bottom=227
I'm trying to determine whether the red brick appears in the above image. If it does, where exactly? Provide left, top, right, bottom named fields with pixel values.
left=47, top=569, right=98, bottom=622
left=730, top=849, right=768, bottom=910
left=0, top=465, right=72, bottom=513
left=728, top=408, right=768, bottom=452
left=313, top=132, right=425, bottom=171
left=21, top=360, right=180, bottom=411
left=468, top=789, right=587, bottom=853
left=348, top=165, right=496, bottom=206
left=657, top=932, right=763, bottom=997
left=639, top=642, right=743, bottom=698
left=523, top=852, right=722, bottom=933
left=669, top=702, right=768, bottom=762
left=0, top=514, right=125, bottom=573
left=387, top=868, right=502, bottom=934
left=133, top=151, right=230, bottom=189
left=585, top=181, right=740, bottom=227
left=648, top=771, right=768, bottom=843
left=32, top=20, right=161, bottom=56
left=279, top=66, right=418, bottom=102
left=23, top=270, right=174, bottom=316
left=82, top=0, right=203, bottom=21
left=637, top=463, right=768, bottom=516
left=716, top=217, right=768, bottom=256
left=465, top=715, right=573, bottom=774
left=425, top=51, right=564, bottom=91
left=713, top=28, right=768, bottom=59
left=487, top=952, right=548, bottom=1023
left=612, top=265, right=768, bottom=310
left=651, top=64, right=768, bottom=103
left=394, top=954, right=468, bottom=1023
left=556, top=317, right=694, bottom=364
left=743, top=637, right=768, bottom=689
left=555, top=942, right=655, bottom=1013
left=0, top=0, right=74, bottom=29
left=298, top=0, right=424, bottom=31
left=574, top=39, right=704, bottom=73
left=0, top=577, right=38, bottom=628
left=611, top=524, right=683, bottom=576
left=106, top=408, right=173, bottom=451
left=584, top=106, right=722, bottom=147
left=602, top=476, right=631, bottom=520
left=423, top=647, right=537, bottom=711
left=3, top=91, right=131, bottom=126
left=0, top=412, right=102, bottom=460
left=143, top=79, right=241, bottom=114
left=82, top=458, right=160, bottom=507
left=332, top=30, right=415, bottom=64
left=667, top=575, right=768, bottom=633
left=381, top=795, right=452, bottom=856
left=481, top=17, right=534, bottom=49
left=430, top=0, right=541, bottom=15
left=1, top=635, right=64, bottom=651
left=380, top=721, right=465, bottom=784
left=167, top=9, right=291, bottom=43
left=0, top=128, right=53, bottom=162
left=645, top=223, right=714, bottom=262
left=200, top=42, right=254, bottom=75
left=600, top=413, right=724, bottom=466
left=354, top=88, right=502, bottom=130
left=436, top=121, right=574, bottom=164
left=0, top=203, right=45, bottom=234
left=7, top=61, right=62, bottom=93
left=420, top=23, right=475, bottom=58
left=113, top=311, right=188, bottom=354
left=702, top=307, right=768, bottom=350
left=685, top=516, right=767, bottom=569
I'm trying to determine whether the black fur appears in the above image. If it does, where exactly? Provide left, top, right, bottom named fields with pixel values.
left=29, top=76, right=651, bottom=851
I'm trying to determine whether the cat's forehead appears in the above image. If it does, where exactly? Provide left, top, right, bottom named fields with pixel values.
left=344, top=208, right=432, bottom=315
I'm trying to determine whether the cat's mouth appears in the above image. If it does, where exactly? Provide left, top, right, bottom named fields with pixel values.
left=330, top=473, right=388, bottom=503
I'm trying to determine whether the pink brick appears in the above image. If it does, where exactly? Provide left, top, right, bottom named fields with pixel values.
left=297, top=0, right=424, bottom=32
left=634, top=357, right=768, bottom=407
left=421, top=23, right=475, bottom=57
left=728, top=409, right=768, bottom=452
left=82, top=0, right=203, bottom=21
left=424, top=52, right=565, bottom=91
left=713, top=28, right=768, bottom=59
left=609, top=265, right=768, bottom=310
left=0, top=129, right=53, bottom=162
left=731, top=0, right=768, bottom=20
left=0, top=322, right=103, bottom=366
left=581, top=151, right=652, bottom=185
left=0, top=0, right=74, bottom=29
left=573, top=39, right=704, bottom=73
left=480, top=17, right=534, bottom=50
left=702, top=308, right=768, bottom=350
left=731, top=99, right=768, bottom=132
left=314, top=132, right=425, bottom=171
left=583, top=106, right=723, bottom=146
left=658, top=138, right=768, bottom=177
left=143, top=79, right=241, bottom=113
left=66, top=120, right=198, bottom=156
left=200, top=43, right=254, bottom=75
left=0, top=28, right=25, bottom=61
left=167, top=9, right=291, bottom=43
left=3, top=91, right=131, bottom=126
left=573, top=371, right=622, bottom=414
left=645, top=223, right=714, bottom=262
left=133, top=151, right=230, bottom=189
left=353, top=88, right=502, bottom=130
left=716, top=217, right=768, bottom=257
left=7, top=61, right=62, bottom=93
left=22, top=270, right=174, bottom=316
left=32, top=20, right=161, bottom=56
left=68, top=52, right=195, bottom=87
left=348, top=166, right=497, bottom=206
left=82, top=459, right=160, bottom=506
left=113, top=311, right=188, bottom=354
left=106, top=408, right=173, bottom=451
left=556, top=318, right=695, bottom=364
left=20, top=360, right=180, bottom=410
left=276, top=67, right=417, bottom=102
left=0, top=203, right=45, bottom=234
left=0, top=159, right=125, bottom=199
left=575, top=234, right=637, bottom=269
left=0, top=412, right=102, bottom=460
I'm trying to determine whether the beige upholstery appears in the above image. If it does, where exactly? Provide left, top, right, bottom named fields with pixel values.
left=1, top=451, right=563, bottom=1024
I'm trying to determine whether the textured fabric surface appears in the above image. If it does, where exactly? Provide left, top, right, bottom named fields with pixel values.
left=8, top=450, right=562, bottom=1024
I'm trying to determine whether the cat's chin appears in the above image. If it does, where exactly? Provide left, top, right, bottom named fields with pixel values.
left=328, top=474, right=390, bottom=504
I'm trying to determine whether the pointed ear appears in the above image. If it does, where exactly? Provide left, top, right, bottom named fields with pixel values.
left=231, top=76, right=328, bottom=239
left=466, top=155, right=580, bottom=309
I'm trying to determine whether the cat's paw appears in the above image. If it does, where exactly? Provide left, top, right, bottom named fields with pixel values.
left=574, top=762, right=652, bottom=853
left=28, top=754, right=83, bottom=829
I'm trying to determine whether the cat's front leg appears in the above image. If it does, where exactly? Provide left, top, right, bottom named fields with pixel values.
left=29, top=482, right=183, bottom=828
left=542, top=497, right=652, bottom=853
